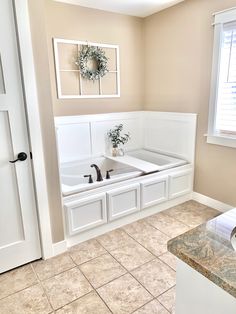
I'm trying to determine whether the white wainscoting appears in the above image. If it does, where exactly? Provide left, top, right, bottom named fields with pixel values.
left=143, top=112, right=197, bottom=163
left=55, top=111, right=197, bottom=164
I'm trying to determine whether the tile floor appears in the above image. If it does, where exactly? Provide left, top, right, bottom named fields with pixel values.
left=0, top=200, right=219, bottom=314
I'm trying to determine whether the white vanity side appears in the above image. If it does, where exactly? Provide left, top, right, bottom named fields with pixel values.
left=175, top=260, right=236, bottom=314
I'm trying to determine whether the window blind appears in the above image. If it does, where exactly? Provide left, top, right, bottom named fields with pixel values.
left=216, top=23, right=236, bottom=134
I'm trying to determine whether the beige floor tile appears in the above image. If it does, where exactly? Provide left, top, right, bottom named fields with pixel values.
left=42, top=267, right=92, bottom=310
left=123, top=220, right=170, bottom=256
left=198, top=206, right=220, bottom=220
left=0, top=284, right=52, bottom=314
left=145, top=213, right=190, bottom=238
left=0, top=264, right=38, bottom=299
left=159, top=252, right=177, bottom=271
left=97, top=228, right=134, bottom=251
left=79, top=253, right=126, bottom=288
left=56, top=291, right=111, bottom=313
left=32, top=253, right=75, bottom=281
left=164, top=201, right=219, bottom=227
left=164, top=205, right=206, bottom=228
left=166, top=200, right=207, bottom=214
left=69, top=239, right=106, bottom=265
left=133, top=299, right=169, bottom=314
left=122, top=219, right=150, bottom=236
left=158, top=286, right=176, bottom=313
left=97, top=273, right=152, bottom=314
left=131, top=259, right=176, bottom=297
left=110, top=240, right=155, bottom=271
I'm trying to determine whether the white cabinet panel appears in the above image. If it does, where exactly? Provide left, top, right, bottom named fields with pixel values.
left=141, top=176, right=168, bottom=209
left=107, top=184, right=140, bottom=221
left=65, top=194, right=107, bottom=235
left=169, top=170, right=192, bottom=199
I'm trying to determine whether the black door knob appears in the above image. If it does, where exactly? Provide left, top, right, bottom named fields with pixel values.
left=9, top=152, right=28, bottom=163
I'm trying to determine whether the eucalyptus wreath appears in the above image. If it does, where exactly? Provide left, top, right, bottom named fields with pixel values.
left=75, top=45, right=108, bottom=81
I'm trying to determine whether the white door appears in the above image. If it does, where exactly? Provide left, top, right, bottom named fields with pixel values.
left=0, top=0, right=41, bottom=273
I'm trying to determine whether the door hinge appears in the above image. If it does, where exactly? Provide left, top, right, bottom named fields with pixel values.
left=30, top=152, right=33, bottom=159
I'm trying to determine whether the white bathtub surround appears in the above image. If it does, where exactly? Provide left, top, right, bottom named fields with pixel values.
left=55, top=111, right=197, bottom=164
left=55, top=111, right=197, bottom=248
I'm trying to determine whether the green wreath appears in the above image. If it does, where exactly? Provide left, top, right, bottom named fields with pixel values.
left=76, top=45, right=108, bottom=81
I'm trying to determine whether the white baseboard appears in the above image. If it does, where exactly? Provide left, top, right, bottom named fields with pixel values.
left=192, top=192, right=234, bottom=212
left=52, top=240, right=67, bottom=256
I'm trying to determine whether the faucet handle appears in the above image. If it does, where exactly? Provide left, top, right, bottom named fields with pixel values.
left=84, top=174, right=93, bottom=183
left=106, top=169, right=114, bottom=179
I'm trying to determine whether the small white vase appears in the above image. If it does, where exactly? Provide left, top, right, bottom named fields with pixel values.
left=112, top=146, right=119, bottom=157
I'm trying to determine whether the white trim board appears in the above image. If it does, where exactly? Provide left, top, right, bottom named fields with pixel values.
left=192, top=192, right=234, bottom=212
left=14, top=0, right=54, bottom=259
left=52, top=240, right=67, bottom=256
left=53, top=38, right=120, bottom=99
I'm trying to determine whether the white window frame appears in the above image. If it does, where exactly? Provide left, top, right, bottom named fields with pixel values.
left=206, top=7, right=236, bottom=148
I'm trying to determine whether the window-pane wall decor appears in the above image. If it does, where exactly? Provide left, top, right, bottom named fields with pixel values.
left=53, top=38, right=120, bottom=99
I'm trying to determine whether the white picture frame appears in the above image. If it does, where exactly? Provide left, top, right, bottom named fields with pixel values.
left=53, top=38, right=120, bottom=99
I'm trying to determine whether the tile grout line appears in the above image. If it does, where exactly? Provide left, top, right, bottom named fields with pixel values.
left=51, top=290, right=96, bottom=313
left=121, top=225, right=170, bottom=259
left=75, top=241, right=125, bottom=313
left=30, top=263, right=54, bottom=313
left=0, top=263, right=39, bottom=302
left=97, top=228, right=177, bottom=310
left=31, top=263, right=98, bottom=312
left=143, top=216, right=191, bottom=238
left=156, top=285, right=176, bottom=312
left=99, top=248, right=159, bottom=305
left=92, top=238, right=156, bottom=313
left=31, top=254, right=77, bottom=281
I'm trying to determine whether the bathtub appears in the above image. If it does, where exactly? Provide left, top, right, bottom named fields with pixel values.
left=60, top=157, right=143, bottom=196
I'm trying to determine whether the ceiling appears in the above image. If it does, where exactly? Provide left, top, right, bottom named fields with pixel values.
left=54, top=0, right=184, bottom=18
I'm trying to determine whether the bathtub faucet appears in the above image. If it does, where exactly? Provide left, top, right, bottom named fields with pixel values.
left=90, top=164, right=103, bottom=182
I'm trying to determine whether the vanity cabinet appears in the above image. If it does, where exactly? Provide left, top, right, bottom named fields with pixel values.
left=141, top=176, right=168, bottom=209
left=168, top=170, right=192, bottom=199
left=107, top=184, right=140, bottom=221
left=64, top=193, right=107, bottom=236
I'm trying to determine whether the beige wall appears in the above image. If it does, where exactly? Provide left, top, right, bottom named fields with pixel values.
left=45, top=1, right=144, bottom=116
left=144, top=0, right=236, bottom=206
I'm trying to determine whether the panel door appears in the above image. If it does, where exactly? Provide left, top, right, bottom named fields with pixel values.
left=0, top=0, right=41, bottom=273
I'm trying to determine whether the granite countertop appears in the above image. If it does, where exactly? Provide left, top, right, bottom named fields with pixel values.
left=168, top=213, right=236, bottom=298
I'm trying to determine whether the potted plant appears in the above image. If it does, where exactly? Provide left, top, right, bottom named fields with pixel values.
left=107, top=124, right=130, bottom=156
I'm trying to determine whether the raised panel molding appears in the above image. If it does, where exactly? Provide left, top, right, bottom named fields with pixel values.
left=141, top=176, right=169, bottom=209
left=65, top=193, right=107, bottom=235
left=107, top=184, right=140, bottom=221
left=169, top=170, right=192, bottom=199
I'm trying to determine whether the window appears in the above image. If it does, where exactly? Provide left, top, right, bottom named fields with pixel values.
left=207, top=8, right=236, bottom=148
